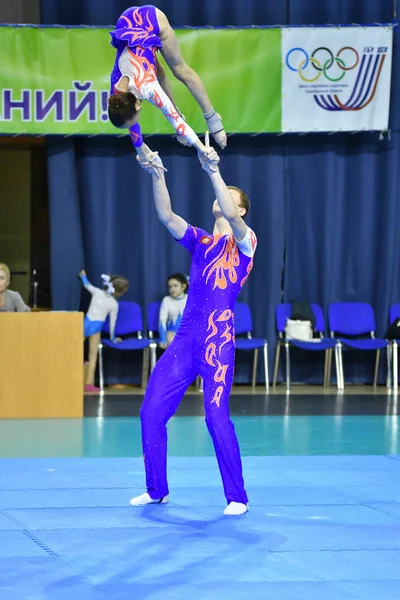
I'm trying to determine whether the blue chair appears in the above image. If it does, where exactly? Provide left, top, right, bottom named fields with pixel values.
left=273, top=303, right=341, bottom=389
left=147, top=301, right=161, bottom=342
left=98, top=301, right=157, bottom=390
left=388, top=304, right=400, bottom=391
left=234, top=302, right=269, bottom=391
left=389, top=304, right=400, bottom=328
left=328, top=302, right=389, bottom=387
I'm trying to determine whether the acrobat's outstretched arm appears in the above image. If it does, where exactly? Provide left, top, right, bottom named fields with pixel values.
left=128, top=117, right=166, bottom=169
left=198, top=133, right=248, bottom=241
left=128, top=123, right=147, bottom=161
left=136, top=152, right=188, bottom=239
left=121, top=87, right=200, bottom=163
left=137, top=77, right=219, bottom=164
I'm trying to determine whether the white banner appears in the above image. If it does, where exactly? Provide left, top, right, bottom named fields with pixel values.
left=281, top=26, right=393, bottom=132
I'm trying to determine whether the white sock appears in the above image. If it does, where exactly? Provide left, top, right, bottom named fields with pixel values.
left=223, top=502, right=248, bottom=516
left=129, top=492, right=169, bottom=506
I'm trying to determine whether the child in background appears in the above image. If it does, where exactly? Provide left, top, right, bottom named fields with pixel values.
left=79, top=270, right=129, bottom=392
left=159, top=273, right=188, bottom=349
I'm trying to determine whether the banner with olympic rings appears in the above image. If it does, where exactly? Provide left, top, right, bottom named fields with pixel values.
left=282, top=26, right=393, bottom=132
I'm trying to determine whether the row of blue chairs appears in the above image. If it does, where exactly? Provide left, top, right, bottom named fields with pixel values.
left=97, top=300, right=400, bottom=391
left=98, top=301, right=269, bottom=392
left=273, top=302, right=400, bottom=389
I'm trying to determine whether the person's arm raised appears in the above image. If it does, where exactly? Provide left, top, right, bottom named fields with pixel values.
left=198, top=133, right=248, bottom=241
left=79, top=270, right=98, bottom=295
left=137, top=153, right=188, bottom=240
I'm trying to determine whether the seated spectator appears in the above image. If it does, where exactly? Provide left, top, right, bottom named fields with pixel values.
left=159, top=273, right=188, bottom=349
left=0, top=263, right=30, bottom=312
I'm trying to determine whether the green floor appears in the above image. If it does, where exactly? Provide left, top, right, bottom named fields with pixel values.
left=0, top=415, right=398, bottom=458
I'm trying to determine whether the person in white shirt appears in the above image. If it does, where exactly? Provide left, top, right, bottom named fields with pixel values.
left=159, top=273, right=188, bottom=349
left=79, top=270, right=129, bottom=392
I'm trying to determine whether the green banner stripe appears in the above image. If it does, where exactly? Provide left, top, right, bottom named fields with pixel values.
left=0, top=27, right=281, bottom=135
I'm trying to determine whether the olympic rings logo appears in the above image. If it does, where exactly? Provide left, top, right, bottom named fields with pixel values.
left=286, top=46, right=360, bottom=82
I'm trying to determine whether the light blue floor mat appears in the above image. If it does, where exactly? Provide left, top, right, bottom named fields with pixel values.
left=0, top=456, right=399, bottom=600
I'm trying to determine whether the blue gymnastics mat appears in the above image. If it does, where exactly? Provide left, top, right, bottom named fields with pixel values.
left=0, top=455, right=399, bottom=600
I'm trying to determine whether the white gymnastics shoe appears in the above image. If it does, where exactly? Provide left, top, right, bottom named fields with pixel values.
left=223, top=502, right=249, bottom=516
left=129, top=493, right=169, bottom=506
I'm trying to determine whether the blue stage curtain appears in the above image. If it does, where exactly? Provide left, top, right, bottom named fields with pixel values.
left=39, top=0, right=287, bottom=27
left=47, top=138, right=85, bottom=310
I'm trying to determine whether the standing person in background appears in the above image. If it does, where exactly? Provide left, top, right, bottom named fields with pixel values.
left=0, top=263, right=30, bottom=312
left=159, top=273, right=189, bottom=349
left=79, top=270, right=129, bottom=392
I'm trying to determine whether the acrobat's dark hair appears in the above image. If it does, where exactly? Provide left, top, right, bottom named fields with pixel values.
left=168, top=273, right=189, bottom=294
left=108, top=92, right=139, bottom=128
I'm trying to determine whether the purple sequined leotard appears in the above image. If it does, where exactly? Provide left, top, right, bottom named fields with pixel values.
left=140, top=224, right=257, bottom=504
left=110, top=5, right=198, bottom=148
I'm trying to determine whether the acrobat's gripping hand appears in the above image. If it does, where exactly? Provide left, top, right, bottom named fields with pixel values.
left=197, top=132, right=220, bottom=175
left=136, top=150, right=167, bottom=178
left=204, top=109, right=227, bottom=150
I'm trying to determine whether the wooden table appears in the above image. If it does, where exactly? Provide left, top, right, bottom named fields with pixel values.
left=0, top=312, right=83, bottom=418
